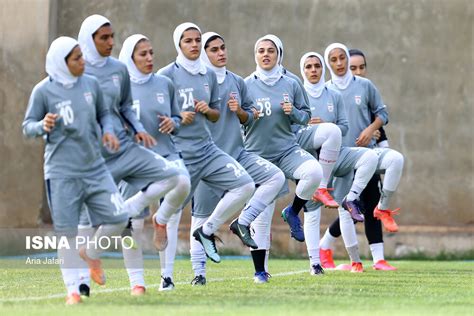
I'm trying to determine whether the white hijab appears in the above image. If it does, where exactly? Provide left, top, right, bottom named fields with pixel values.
left=201, top=32, right=226, bottom=84
left=300, top=52, right=326, bottom=98
left=173, top=22, right=207, bottom=75
left=266, top=34, right=284, bottom=67
left=253, top=35, right=282, bottom=86
left=78, top=14, right=110, bottom=67
left=45, top=36, right=79, bottom=88
left=324, top=43, right=353, bottom=90
left=119, top=34, right=152, bottom=84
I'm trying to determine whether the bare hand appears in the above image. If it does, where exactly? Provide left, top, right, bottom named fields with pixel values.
left=158, top=115, right=175, bottom=134
left=251, top=108, right=260, bottom=120
left=373, top=129, right=381, bottom=141
left=43, top=113, right=58, bottom=132
left=135, top=132, right=157, bottom=148
left=281, top=102, right=293, bottom=115
left=356, top=127, right=374, bottom=147
left=227, top=97, right=240, bottom=112
left=181, top=111, right=195, bottom=125
left=309, top=117, right=324, bottom=125
left=194, top=100, right=210, bottom=114
left=102, top=133, right=120, bottom=152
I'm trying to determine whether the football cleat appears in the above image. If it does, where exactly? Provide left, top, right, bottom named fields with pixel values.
left=312, top=188, right=339, bottom=208
left=230, top=218, right=258, bottom=249
left=373, top=260, right=397, bottom=271
left=374, top=206, right=400, bottom=232
left=335, top=263, right=352, bottom=271
left=152, top=214, right=168, bottom=251
left=320, top=248, right=336, bottom=269
left=281, top=205, right=305, bottom=242
left=159, top=276, right=175, bottom=291
left=192, top=227, right=221, bottom=263
left=131, top=285, right=146, bottom=296
left=79, top=247, right=105, bottom=285
left=65, top=293, right=81, bottom=305
left=342, top=197, right=365, bottom=222
left=254, top=271, right=271, bottom=284
left=79, top=283, right=90, bottom=298
left=350, top=262, right=364, bottom=273
left=310, top=264, right=325, bottom=276
left=191, top=275, right=207, bottom=286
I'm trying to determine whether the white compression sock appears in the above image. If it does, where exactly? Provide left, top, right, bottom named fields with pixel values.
left=346, top=150, right=378, bottom=201
left=85, top=222, right=127, bottom=260
left=154, top=175, right=190, bottom=225
left=58, top=236, right=81, bottom=295
left=202, top=182, right=254, bottom=236
left=293, top=159, right=323, bottom=200
left=370, top=242, right=385, bottom=263
left=160, top=210, right=182, bottom=278
left=319, top=227, right=337, bottom=251
left=190, top=216, right=208, bottom=276
left=304, top=209, right=321, bottom=266
left=251, top=201, right=275, bottom=272
left=123, top=218, right=145, bottom=288
left=338, top=206, right=359, bottom=248
left=312, top=123, right=342, bottom=188
left=238, top=171, right=285, bottom=226
left=77, top=226, right=96, bottom=287
left=124, top=176, right=179, bottom=218
left=377, top=149, right=404, bottom=209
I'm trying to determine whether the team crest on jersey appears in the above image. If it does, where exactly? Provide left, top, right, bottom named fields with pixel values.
left=84, top=92, right=93, bottom=105
left=327, top=102, right=334, bottom=112
left=112, top=74, right=120, bottom=88
left=283, top=93, right=290, bottom=103
left=204, top=83, right=209, bottom=94
left=156, top=93, right=165, bottom=104
left=354, top=95, right=362, bottom=105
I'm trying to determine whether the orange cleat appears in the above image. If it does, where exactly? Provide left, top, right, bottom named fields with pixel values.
left=374, top=206, right=400, bottom=232
left=320, top=248, right=336, bottom=269
left=131, top=285, right=146, bottom=296
left=373, top=260, right=397, bottom=271
left=79, top=247, right=106, bottom=285
left=312, top=188, right=339, bottom=208
left=350, top=262, right=364, bottom=273
left=335, top=263, right=352, bottom=271
left=65, top=293, right=81, bottom=305
left=152, top=214, right=168, bottom=251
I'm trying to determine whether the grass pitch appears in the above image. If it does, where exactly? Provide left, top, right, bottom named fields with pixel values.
left=0, top=259, right=472, bottom=315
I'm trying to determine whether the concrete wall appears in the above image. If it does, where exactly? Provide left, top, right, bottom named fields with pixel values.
left=1, top=0, right=52, bottom=227
left=3, top=0, right=473, bottom=230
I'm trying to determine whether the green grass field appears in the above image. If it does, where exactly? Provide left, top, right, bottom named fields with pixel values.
left=0, top=259, right=472, bottom=316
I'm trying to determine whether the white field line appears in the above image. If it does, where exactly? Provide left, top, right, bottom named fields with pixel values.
left=0, top=269, right=307, bottom=303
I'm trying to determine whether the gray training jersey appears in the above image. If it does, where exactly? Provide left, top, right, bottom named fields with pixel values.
left=327, top=76, right=388, bottom=148
left=306, top=87, right=349, bottom=136
left=206, top=70, right=255, bottom=159
left=130, top=74, right=181, bottom=159
left=158, top=62, right=220, bottom=164
left=283, top=67, right=309, bottom=105
left=244, top=74, right=310, bottom=161
left=84, top=57, right=146, bottom=158
left=22, top=75, right=113, bottom=179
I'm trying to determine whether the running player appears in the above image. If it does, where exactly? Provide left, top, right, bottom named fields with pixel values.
left=299, top=52, right=379, bottom=274
left=189, top=32, right=286, bottom=285
left=320, top=48, right=398, bottom=271
left=76, top=15, right=186, bottom=296
left=243, top=35, right=323, bottom=281
left=319, top=43, right=404, bottom=272
left=22, top=36, right=128, bottom=304
left=158, top=23, right=255, bottom=264
left=118, top=34, right=191, bottom=293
